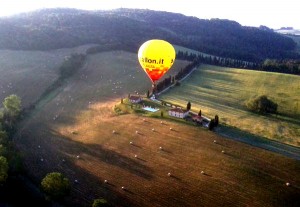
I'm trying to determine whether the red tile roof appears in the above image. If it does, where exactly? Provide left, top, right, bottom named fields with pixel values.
left=129, top=95, right=141, bottom=101
left=169, top=108, right=188, bottom=113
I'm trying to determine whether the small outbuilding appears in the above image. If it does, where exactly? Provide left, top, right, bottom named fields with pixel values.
left=129, top=95, right=142, bottom=103
left=191, top=114, right=203, bottom=123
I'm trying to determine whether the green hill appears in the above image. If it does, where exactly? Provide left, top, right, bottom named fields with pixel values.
left=160, top=64, right=300, bottom=147
left=0, top=8, right=298, bottom=62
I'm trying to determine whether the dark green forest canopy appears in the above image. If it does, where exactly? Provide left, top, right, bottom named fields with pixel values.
left=0, top=8, right=298, bottom=62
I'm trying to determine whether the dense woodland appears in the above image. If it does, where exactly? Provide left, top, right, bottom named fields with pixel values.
left=0, top=8, right=299, bottom=63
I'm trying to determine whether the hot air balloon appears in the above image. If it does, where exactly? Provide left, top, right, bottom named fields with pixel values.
left=138, top=39, right=176, bottom=93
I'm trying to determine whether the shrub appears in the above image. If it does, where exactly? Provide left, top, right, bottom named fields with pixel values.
left=41, top=172, right=70, bottom=200
left=92, top=198, right=109, bottom=207
left=246, top=95, right=278, bottom=114
left=0, top=156, right=8, bottom=183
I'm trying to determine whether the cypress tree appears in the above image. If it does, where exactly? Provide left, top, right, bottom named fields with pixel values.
left=215, top=115, right=219, bottom=126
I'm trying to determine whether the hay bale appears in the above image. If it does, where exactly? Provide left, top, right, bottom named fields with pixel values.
left=134, top=154, right=138, bottom=158
left=130, top=141, right=133, bottom=145
left=135, top=131, right=139, bottom=134
left=168, top=172, right=171, bottom=177
left=286, top=182, right=290, bottom=186
left=76, top=155, right=80, bottom=159
left=104, top=180, right=108, bottom=183
left=159, top=146, right=163, bottom=150
left=40, top=158, right=44, bottom=162
left=121, top=186, right=125, bottom=190
left=170, top=127, right=173, bottom=130
left=201, top=171, right=205, bottom=174
left=152, top=128, right=155, bottom=132
left=112, top=130, right=116, bottom=134
left=222, top=150, right=225, bottom=154
left=213, top=140, right=217, bottom=143
left=160, top=121, right=163, bottom=124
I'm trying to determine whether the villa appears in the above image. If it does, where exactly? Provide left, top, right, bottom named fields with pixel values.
left=168, top=108, right=189, bottom=118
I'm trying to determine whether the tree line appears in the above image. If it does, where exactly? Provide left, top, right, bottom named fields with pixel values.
left=0, top=57, right=110, bottom=206
left=176, top=50, right=300, bottom=75
left=261, top=59, right=300, bottom=75
left=0, top=95, right=23, bottom=191
left=153, top=49, right=255, bottom=95
left=153, top=60, right=200, bottom=95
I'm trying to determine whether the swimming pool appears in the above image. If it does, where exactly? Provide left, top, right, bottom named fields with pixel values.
left=142, top=107, right=159, bottom=112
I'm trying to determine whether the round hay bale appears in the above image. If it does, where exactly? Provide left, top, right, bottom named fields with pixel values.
left=130, top=141, right=133, bottom=145
left=104, top=180, right=108, bottom=183
left=112, top=130, right=116, bottom=134
left=121, top=186, right=125, bottom=190
left=76, top=155, right=80, bottom=159
left=201, top=171, right=205, bottom=174
left=222, top=150, right=225, bottom=154
left=213, top=140, right=217, bottom=143
left=152, top=128, right=155, bottom=132
left=135, top=131, right=138, bottom=134
left=134, top=154, right=138, bottom=158
left=74, top=179, right=79, bottom=183
left=40, top=158, right=44, bottom=162
left=170, top=127, right=173, bottom=130
left=159, top=146, right=163, bottom=150
left=286, top=182, right=290, bottom=186
left=168, top=172, right=171, bottom=177
left=160, top=121, right=163, bottom=124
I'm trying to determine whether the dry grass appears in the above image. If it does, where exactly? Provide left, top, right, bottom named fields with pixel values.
left=0, top=45, right=95, bottom=108
left=160, top=64, right=300, bottom=147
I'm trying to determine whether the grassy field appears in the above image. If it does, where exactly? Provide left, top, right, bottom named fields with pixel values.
left=0, top=44, right=96, bottom=108
left=160, top=64, right=300, bottom=147
left=13, top=51, right=300, bottom=207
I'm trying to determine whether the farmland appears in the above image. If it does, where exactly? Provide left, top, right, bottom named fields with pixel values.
left=11, top=50, right=300, bottom=206
left=0, top=44, right=96, bottom=108
left=160, top=64, right=300, bottom=147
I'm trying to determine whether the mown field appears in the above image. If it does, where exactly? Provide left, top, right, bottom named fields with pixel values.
left=13, top=51, right=300, bottom=206
left=160, top=64, right=300, bottom=147
left=0, top=44, right=96, bottom=108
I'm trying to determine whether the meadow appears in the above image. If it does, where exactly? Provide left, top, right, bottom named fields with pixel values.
left=160, top=64, right=300, bottom=147
left=0, top=44, right=96, bottom=108
left=13, top=50, right=300, bottom=206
